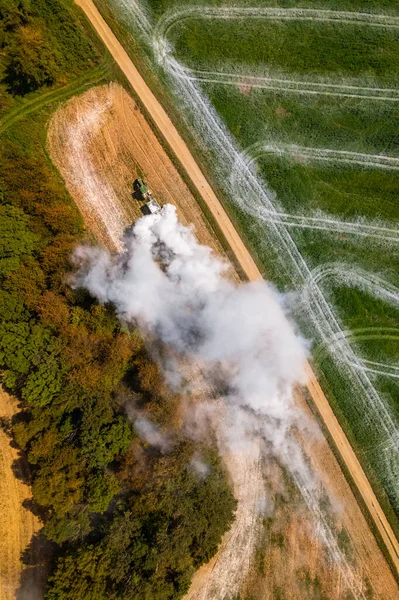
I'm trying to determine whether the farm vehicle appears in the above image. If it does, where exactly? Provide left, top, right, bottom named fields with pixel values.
left=133, top=178, right=161, bottom=214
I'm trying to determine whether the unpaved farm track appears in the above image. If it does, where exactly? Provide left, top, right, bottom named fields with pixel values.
left=0, top=389, right=40, bottom=600
left=75, top=0, right=399, bottom=578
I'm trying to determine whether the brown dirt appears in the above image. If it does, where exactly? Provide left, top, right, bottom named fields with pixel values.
left=0, top=389, right=40, bottom=600
left=73, top=0, right=399, bottom=585
left=238, top=82, right=252, bottom=95
left=275, top=106, right=292, bottom=118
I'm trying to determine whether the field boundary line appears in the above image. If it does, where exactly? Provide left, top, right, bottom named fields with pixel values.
left=76, top=0, right=399, bottom=574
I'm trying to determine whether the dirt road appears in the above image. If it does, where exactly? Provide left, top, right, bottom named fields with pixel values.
left=0, top=389, right=40, bottom=600
left=75, top=0, right=399, bottom=575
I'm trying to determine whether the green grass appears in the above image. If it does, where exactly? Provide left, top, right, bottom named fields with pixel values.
left=205, top=84, right=399, bottom=155
left=171, top=18, right=399, bottom=84
left=256, top=156, right=399, bottom=221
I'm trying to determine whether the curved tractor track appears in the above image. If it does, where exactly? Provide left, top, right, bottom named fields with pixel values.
left=75, top=0, right=399, bottom=581
left=317, top=327, right=399, bottom=380
left=230, top=142, right=399, bottom=243
left=155, top=6, right=399, bottom=101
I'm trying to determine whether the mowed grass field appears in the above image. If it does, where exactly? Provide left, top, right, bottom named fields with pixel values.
left=103, top=0, right=399, bottom=527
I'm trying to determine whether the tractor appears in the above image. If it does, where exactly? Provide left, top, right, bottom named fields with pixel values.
left=133, top=178, right=161, bottom=214
left=133, top=178, right=151, bottom=201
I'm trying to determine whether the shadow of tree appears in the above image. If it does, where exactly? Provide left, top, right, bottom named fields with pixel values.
left=22, top=498, right=48, bottom=521
left=0, top=415, right=13, bottom=436
left=11, top=453, right=32, bottom=487
left=16, top=532, right=57, bottom=600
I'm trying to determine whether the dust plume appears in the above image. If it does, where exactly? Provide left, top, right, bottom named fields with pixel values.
left=72, top=205, right=372, bottom=598
left=73, top=204, right=309, bottom=471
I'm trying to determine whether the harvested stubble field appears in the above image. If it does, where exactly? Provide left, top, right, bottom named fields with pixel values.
left=48, top=82, right=227, bottom=258
left=102, top=0, right=399, bottom=532
left=46, top=80, right=399, bottom=599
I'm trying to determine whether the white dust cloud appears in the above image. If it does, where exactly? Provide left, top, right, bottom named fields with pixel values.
left=72, top=204, right=309, bottom=473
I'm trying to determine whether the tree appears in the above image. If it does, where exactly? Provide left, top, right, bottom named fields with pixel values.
left=37, top=291, right=70, bottom=330
left=3, top=258, right=46, bottom=309
left=0, top=0, right=31, bottom=44
left=46, top=547, right=110, bottom=600
left=32, top=446, right=86, bottom=517
left=22, top=352, right=64, bottom=406
left=81, top=417, right=132, bottom=469
left=86, top=471, right=120, bottom=514
left=0, top=204, right=38, bottom=272
left=0, top=290, right=28, bottom=322
left=4, top=25, right=58, bottom=95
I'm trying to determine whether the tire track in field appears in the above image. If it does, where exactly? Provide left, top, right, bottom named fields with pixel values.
left=155, top=6, right=399, bottom=39
left=170, top=65, right=399, bottom=102
left=243, top=142, right=399, bottom=172
left=316, top=327, right=399, bottom=380
left=230, top=142, right=399, bottom=243
left=301, top=263, right=399, bottom=455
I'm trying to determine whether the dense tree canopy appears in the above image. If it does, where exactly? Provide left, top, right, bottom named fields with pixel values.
left=0, top=0, right=99, bottom=97
left=5, top=25, right=58, bottom=94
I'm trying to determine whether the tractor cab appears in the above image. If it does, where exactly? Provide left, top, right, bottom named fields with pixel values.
left=133, top=178, right=150, bottom=199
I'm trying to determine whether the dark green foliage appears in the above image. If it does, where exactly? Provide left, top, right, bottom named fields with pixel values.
left=0, top=0, right=100, bottom=98
left=47, top=445, right=236, bottom=600
left=81, top=417, right=132, bottom=468
left=5, top=24, right=58, bottom=94
left=0, top=204, right=38, bottom=273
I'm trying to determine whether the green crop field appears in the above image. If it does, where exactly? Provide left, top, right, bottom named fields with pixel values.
left=102, top=0, right=399, bottom=531
left=171, top=19, right=399, bottom=82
